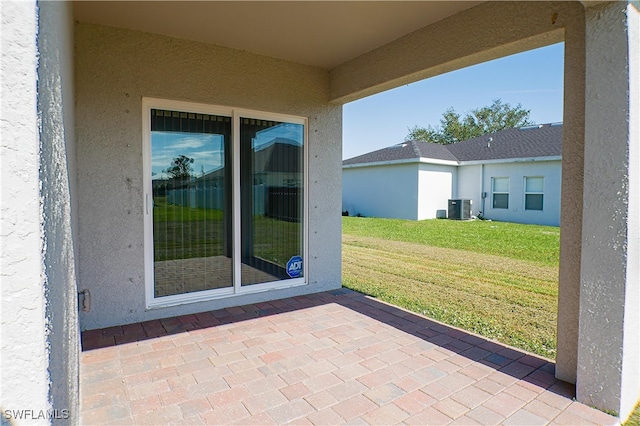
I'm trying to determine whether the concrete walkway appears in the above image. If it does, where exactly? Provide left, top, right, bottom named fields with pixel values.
left=80, top=289, right=618, bottom=425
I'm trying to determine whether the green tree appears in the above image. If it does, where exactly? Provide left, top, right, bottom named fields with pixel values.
left=406, top=99, right=534, bottom=145
left=165, top=155, right=194, bottom=182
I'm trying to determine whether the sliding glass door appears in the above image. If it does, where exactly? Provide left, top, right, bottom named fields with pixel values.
left=240, top=118, right=305, bottom=286
left=150, top=109, right=232, bottom=297
left=144, top=99, right=307, bottom=307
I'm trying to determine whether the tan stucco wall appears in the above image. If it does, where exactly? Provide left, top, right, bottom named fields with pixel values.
left=578, top=2, right=640, bottom=419
left=75, top=23, right=342, bottom=330
left=556, top=4, right=586, bottom=385
left=621, top=4, right=640, bottom=419
left=38, top=1, right=80, bottom=421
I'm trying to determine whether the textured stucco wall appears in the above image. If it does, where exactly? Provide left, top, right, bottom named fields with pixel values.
left=480, top=161, right=562, bottom=227
left=417, top=164, right=456, bottom=220
left=0, top=1, right=51, bottom=423
left=342, top=164, right=419, bottom=219
left=456, top=164, right=483, bottom=215
left=38, top=1, right=79, bottom=423
left=556, top=2, right=586, bottom=385
left=621, top=4, right=640, bottom=420
left=578, top=2, right=640, bottom=419
left=75, top=23, right=342, bottom=330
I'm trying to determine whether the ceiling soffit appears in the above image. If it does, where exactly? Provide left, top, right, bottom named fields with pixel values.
left=73, top=1, right=482, bottom=70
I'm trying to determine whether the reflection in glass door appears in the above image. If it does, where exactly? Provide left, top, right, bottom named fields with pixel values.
left=240, top=118, right=305, bottom=286
left=150, top=109, right=232, bottom=297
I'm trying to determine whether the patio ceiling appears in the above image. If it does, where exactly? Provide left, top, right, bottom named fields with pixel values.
left=72, top=1, right=482, bottom=70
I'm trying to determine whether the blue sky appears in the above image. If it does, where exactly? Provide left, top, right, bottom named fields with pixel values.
left=342, top=42, right=565, bottom=160
left=152, top=123, right=303, bottom=179
left=152, top=132, right=225, bottom=179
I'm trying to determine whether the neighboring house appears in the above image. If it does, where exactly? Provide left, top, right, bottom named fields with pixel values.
left=2, top=2, right=637, bottom=423
left=158, top=137, right=302, bottom=217
left=343, top=124, right=562, bottom=226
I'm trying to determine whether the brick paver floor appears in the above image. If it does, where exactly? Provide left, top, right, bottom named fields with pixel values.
left=80, top=289, right=618, bottom=425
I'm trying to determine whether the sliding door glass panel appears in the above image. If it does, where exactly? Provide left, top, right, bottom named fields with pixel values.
left=151, top=109, right=232, bottom=297
left=240, top=118, right=304, bottom=286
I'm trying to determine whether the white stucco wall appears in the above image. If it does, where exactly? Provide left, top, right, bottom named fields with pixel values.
left=0, top=1, right=51, bottom=422
left=343, top=160, right=560, bottom=225
left=342, top=163, right=419, bottom=220
left=417, top=163, right=457, bottom=220
left=456, top=164, right=483, bottom=217
left=475, top=160, right=561, bottom=226
left=75, top=23, right=342, bottom=330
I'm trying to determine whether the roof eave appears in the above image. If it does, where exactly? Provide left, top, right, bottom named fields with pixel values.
left=342, top=158, right=421, bottom=169
left=459, top=155, right=562, bottom=165
left=342, top=157, right=459, bottom=169
left=342, top=155, right=562, bottom=169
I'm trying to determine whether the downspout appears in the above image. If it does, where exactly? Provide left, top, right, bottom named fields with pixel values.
left=480, top=164, right=486, bottom=215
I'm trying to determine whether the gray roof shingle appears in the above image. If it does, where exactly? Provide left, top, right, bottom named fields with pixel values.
left=343, top=123, right=562, bottom=166
left=342, top=140, right=457, bottom=165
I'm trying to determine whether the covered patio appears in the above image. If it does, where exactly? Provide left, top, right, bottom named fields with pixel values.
left=2, top=1, right=637, bottom=423
left=80, top=289, right=616, bottom=425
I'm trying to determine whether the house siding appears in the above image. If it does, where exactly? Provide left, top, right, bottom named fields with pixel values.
left=344, top=160, right=561, bottom=225
left=417, top=163, right=457, bottom=220
left=456, top=164, right=483, bottom=216
left=342, top=163, right=419, bottom=220
left=477, top=160, right=561, bottom=226
left=75, top=23, right=342, bottom=330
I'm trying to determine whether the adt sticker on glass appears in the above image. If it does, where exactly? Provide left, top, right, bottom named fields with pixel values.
left=286, top=256, right=303, bottom=278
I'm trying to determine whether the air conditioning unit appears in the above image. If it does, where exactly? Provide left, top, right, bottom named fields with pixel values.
left=448, top=199, right=471, bottom=220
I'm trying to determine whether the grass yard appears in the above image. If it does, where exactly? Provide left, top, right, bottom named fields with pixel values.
left=153, top=197, right=301, bottom=267
left=626, top=401, right=640, bottom=426
left=342, top=217, right=560, bottom=359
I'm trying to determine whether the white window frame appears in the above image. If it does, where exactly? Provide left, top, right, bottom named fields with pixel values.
left=143, top=98, right=309, bottom=309
left=491, top=177, right=509, bottom=210
left=524, top=176, right=544, bottom=211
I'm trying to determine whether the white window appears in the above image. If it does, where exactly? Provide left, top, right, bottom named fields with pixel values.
left=143, top=98, right=307, bottom=308
left=525, top=177, right=544, bottom=211
left=492, top=177, right=509, bottom=209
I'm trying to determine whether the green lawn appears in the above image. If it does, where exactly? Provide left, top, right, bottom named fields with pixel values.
left=625, top=401, right=640, bottom=426
left=342, top=217, right=560, bottom=359
left=343, top=216, right=560, bottom=267
left=153, top=197, right=300, bottom=267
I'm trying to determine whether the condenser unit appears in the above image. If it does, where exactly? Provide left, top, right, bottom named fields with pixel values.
left=448, top=199, right=471, bottom=220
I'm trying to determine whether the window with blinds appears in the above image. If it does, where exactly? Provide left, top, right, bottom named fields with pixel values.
left=524, top=176, right=544, bottom=211
left=492, top=177, right=509, bottom=209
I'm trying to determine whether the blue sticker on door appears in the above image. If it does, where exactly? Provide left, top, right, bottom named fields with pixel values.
left=286, top=256, right=303, bottom=278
